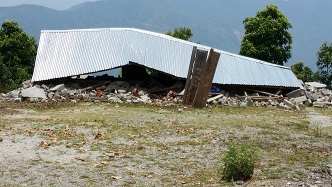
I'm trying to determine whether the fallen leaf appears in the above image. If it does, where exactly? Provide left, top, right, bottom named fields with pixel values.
left=253, top=162, right=260, bottom=168
left=136, top=145, right=144, bottom=150
left=94, top=132, right=105, bottom=139
left=51, top=137, right=57, bottom=143
left=38, top=141, right=48, bottom=147
left=111, top=176, right=122, bottom=180
left=114, top=151, right=122, bottom=156
left=125, top=166, right=134, bottom=171
left=75, top=157, right=85, bottom=161
left=129, top=134, right=138, bottom=138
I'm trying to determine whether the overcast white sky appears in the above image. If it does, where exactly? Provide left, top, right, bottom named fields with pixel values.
left=0, top=0, right=98, bottom=10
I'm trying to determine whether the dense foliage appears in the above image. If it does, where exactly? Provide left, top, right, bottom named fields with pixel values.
left=291, top=61, right=318, bottom=83
left=316, top=42, right=332, bottom=86
left=165, top=27, right=193, bottom=41
left=240, top=5, right=293, bottom=65
left=0, top=20, right=37, bottom=93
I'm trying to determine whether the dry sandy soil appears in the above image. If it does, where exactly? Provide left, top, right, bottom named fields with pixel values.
left=0, top=102, right=332, bottom=187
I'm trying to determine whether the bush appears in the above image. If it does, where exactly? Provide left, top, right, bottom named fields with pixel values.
left=220, top=142, right=258, bottom=182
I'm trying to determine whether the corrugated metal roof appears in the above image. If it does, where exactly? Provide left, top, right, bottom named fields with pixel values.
left=32, top=28, right=301, bottom=88
left=214, top=50, right=300, bottom=87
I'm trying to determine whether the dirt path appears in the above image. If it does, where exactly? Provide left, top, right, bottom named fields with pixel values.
left=306, top=108, right=332, bottom=128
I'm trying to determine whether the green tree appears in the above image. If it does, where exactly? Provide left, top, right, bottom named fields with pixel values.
left=240, top=5, right=293, bottom=65
left=0, top=20, right=37, bottom=93
left=165, top=27, right=193, bottom=41
left=316, top=42, right=332, bottom=86
left=291, top=61, right=318, bottom=82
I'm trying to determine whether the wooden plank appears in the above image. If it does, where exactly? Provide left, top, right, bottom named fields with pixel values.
left=192, top=49, right=220, bottom=108
left=80, top=81, right=111, bottom=92
left=183, top=47, right=197, bottom=105
left=189, top=50, right=208, bottom=106
left=183, top=49, right=208, bottom=106
left=236, top=96, right=284, bottom=101
left=275, top=89, right=283, bottom=97
left=199, top=50, right=220, bottom=107
left=207, top=94, right=224, bottom=103
left=245, top=88, right=281, bottom=97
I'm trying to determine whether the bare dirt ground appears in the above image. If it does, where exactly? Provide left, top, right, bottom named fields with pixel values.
left=1, top=102, right=332, bottom=187
left=306, top=108, right=332, bottom=128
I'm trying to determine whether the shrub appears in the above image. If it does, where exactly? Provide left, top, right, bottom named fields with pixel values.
left=220, top=142, right=258, bottom=182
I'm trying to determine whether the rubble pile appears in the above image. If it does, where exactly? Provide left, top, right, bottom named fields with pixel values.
left=1, top=80, right=184, bottom=105
left=207, top=93, right=302, bottom=110
left=1, top=80, right=332, bottom=110
left=207, top=82, right=332, bottom=110
left=303, top=82, right=332, bottom=108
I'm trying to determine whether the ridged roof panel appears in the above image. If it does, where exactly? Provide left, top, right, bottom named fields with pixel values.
left=213, top=50, right=300, bottom=87
left=32, top=28, right=301, bottom=88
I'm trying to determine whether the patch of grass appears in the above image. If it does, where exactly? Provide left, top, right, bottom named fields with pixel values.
left=314, top=125, right=323, bottom=137
left=191, top=169, right=218, bottom=185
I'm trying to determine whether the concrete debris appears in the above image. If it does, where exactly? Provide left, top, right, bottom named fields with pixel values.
left=240, top=97, right=254, bottom=107
left=321, top=89, right=332, bottom=96
left=283, top=99, right=295, bottom=108
left=313, top=102, right=327, bottom=108
left=280, top=83, right=332, bottom=109
left=294, top=96, right=308, bottom=104
left=20, top=86, right=46, bottom=99
left=21, top=80, right=32, bottom=89
left=286, top=89, right=304, bottom=99
left=305, top=82, right=327, bottom=89
left=305, top=92, right=319, bottom=102
left=50, top=84, right=65, bottom=92
left=297, top=103, right=306, bottom=110
left=1, top=79, right=186, bottom=105
left=2, top=79, right=332, bottom=110
left=14, top=98, right=22, bottom=103
left=8, top=90, right=20, bottom=98
left=304, top=99, right=313, bottom=107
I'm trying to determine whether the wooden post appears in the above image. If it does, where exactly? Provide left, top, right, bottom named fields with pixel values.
left=183, top=48, right=220, bottom=108
left=192, top=49, right=220, bottom=108
left=183, top=48, right=208, bottom=106
left=183, top=47, right=197, bottom=105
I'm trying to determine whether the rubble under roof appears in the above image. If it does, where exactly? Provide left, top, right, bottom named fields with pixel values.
left=2, top=68, right=332, bottom=110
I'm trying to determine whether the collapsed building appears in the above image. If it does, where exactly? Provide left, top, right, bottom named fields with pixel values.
left=4, top=28, right=310, bottom=108
left=32, top=28, right=301, bottom=89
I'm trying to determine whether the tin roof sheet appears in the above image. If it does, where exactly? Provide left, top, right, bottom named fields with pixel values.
left=32, top=28, right=301, bottom=88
